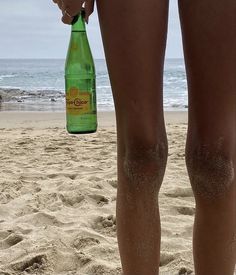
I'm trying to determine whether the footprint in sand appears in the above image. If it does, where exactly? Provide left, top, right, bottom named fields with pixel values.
left=93, top=184, right=103, bottom=190
left=72, top=236, right=101, bottom=268
left=88, top=194, right=109, bottom=206
left=21, top=212, right=74, bottom=227
left=9, top=254, right=47, bottom=273
left=85, top=263, right=122, bottom=275
left=73, top=236, right=100, bottom=250
left=0, top=233, right=23, bottom=250
left=107, top=179, right=117, bottom=188
left=59, top=192, right=85, bottom=207
left=176, top=206, right=195, bottom=216
left=178, top=267, right=193, bottom=274
left=76, top=251, right=93, bottom=267
left=92, top=215, right=116, bottom=237
left=159, top=252, right=175, bottom=267
left=47, top=173, right=77, bottom=180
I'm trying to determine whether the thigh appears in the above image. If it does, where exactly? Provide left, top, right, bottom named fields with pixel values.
left=96, top=0, right=169, bottom=147
left=178, top=0, right=236, bottom=155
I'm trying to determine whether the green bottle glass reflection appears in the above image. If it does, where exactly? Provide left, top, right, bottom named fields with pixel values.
left=65, top=10, right=97, bottom=134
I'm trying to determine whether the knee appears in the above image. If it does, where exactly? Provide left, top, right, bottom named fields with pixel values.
left=185, top=143, right=235, bottom=200
left=122, top=139, right=168, bottom=191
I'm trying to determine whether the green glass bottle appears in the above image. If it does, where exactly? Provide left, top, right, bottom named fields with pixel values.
left=65, top=9, right=97, bottom=134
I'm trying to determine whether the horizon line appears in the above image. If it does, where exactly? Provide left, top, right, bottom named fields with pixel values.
left=0, top=57, right=184, bottom=60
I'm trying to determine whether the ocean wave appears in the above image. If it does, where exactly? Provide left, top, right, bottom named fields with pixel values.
left=0, top=74, right=17, bottom=81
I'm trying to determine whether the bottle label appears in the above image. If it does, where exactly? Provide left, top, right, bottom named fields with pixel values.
left=66, top=87, right=91, bottom=115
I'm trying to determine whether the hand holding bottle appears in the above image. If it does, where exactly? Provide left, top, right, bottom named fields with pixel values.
left=52, top=0, right=94, bottom=24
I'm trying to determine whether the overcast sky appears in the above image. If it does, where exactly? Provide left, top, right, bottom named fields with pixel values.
left=0, top=0, right=184, bottom=59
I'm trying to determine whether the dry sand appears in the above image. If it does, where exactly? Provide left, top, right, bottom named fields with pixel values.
left=0, top=111, right=229, bottom=275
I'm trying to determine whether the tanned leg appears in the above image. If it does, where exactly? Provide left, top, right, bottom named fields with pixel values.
left=178, top=0, right=236, bottom=274
left=96, top=0, right=169, bottom=274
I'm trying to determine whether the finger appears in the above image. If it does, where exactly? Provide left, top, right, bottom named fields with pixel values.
left=61, top=10, right=74, bottom=25
left=52, top=0, right=62, bottom=10
left=61, top=1, right=83, bottom=17
left=84, top=0, right=94, bottom=24
left=54, top=0, right=63, bottom=10
left=61, top=7, right=77, bottom=17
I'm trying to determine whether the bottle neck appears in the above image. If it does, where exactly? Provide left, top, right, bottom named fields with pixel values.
left=72, top=10, right=86, bottom=32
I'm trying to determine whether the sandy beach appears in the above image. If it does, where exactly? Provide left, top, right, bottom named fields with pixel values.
left=0, top=110, right=203, bottom=274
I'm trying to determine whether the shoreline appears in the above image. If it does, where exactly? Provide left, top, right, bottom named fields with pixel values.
left=0, top=110, right=188, bottom=129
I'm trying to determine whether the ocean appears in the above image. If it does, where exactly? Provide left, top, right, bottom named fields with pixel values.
left=0, top=58, right=188, bottom=112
